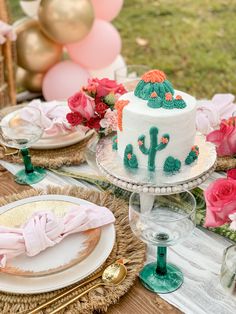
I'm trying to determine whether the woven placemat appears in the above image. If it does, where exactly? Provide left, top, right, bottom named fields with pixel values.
left=0, top=186, right=146, bottom=314
left=0, top=132, right=95, bottom=169
left=216, top=156, right=236, bottom=171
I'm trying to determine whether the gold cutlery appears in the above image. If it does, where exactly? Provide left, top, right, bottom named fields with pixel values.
left=49, top=262, right=127, bottom=314
left=27, top=259, right=129, bottom=314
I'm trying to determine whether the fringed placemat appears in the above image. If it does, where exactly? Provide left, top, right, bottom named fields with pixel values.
left=0, top=132, right=95, bottom=169
left=216, top=156, right=236, bottom=171
left=0, top=186, right=146, bottom=314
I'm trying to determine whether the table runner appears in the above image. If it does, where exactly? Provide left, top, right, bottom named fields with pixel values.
left=1, top=160, right=236, bottom=314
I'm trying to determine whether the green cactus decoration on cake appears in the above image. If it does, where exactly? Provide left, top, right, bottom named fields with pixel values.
left=124, top=144, right=138, bottom=169
left=112, top=135, right=118, bottom=150
left=174, top=95, right=186, bottom=108
left=135, top=70, right=174, bottom=100
left=147, top=91, right=163, bottom=108
left=164, top=156, right=181, bottom=173
left=185, top=145, right=200, bottom=165
left=134, top=69, right=187, bottom=109
left=138, top=126, right=170, bottom=171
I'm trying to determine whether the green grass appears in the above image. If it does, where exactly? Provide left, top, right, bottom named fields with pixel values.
left=9, top=0, right=236, bottom=98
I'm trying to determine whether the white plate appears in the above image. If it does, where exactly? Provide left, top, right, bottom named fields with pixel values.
left=0, top=195, right=115, bottom=294
left=1, top=109, right=94, bottom=150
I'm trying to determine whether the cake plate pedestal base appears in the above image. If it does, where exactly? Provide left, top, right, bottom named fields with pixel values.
left=96, top=133, right=217, bottom=195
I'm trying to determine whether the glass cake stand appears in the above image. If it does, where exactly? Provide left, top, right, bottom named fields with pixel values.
left=96, top=134, right=216, bottom=293
left=96, top=133, right=216, bottom=195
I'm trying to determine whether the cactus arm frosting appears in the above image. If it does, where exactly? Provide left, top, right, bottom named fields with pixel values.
left=138, top=135, right=149, bottom=155
left=148, top=127, right=159, bottom=171
left=138, top=127, right=170, bottom=171
left=156, top=134, right=170, bottom=151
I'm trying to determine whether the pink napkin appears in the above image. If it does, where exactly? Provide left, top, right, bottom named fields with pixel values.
left=0, top=21, right=16, bottom=45
left=0, top=204, right=115, bottom=267
left=18, top=100, right=73, bottom=136
left=196, top=94, right=236, bottom=135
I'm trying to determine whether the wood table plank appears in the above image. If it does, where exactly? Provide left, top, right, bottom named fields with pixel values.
left=0, top=167, right=181, bottom=314
left=0, top=165, right=32, bottom=196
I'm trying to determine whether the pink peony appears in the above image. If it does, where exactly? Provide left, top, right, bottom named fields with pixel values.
left=204, top=178, right=236, bottom=228
left=206, top=117, right=236, bottom=156
left=68, top=91, right=95, bottom=120
left=196, top=94, right=236, bottom=135
left=100, top=109, right=117, bottom=131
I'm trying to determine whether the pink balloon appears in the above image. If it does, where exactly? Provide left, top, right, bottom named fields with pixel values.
left=91, top=0, right=124, bottom=21
left=66, top=19, right=121, bottom=70
left=42, top=60, right=90, bottom=101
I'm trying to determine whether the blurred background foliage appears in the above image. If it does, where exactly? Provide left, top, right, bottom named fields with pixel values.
left=9, top=0, right=236, bottom=98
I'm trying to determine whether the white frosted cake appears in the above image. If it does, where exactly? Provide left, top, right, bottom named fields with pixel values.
left=113, top=70, right=199, bottom=174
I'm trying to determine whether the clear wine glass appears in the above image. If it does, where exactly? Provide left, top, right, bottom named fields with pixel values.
left=115, top=65, right=150, bottom=91
left=220, top=244, right=236, bottom=296
left=0, top=112, right=46, bottom=185
left=129, top=191, right=196, bottom=293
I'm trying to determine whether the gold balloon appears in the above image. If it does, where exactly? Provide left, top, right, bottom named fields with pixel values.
left=16, top=20, right=62, bottom=72
left=16, top=67, right=44, bottom=93
left=38, top=0, right=94, bottom=44
left=16, top=67, right=27, bottom=89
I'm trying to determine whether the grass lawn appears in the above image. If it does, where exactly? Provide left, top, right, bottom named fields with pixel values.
left=8, top=0, right=236, bottom=98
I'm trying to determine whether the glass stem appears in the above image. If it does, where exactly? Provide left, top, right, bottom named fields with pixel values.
left=20, top=148, right=34, bottom=174
left=156, top=246, right=167, bottom=276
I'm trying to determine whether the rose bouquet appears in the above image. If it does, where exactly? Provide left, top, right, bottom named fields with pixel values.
left=66, top=78, right=127, bottom=136
left=204, top=169, right=236, bottom=231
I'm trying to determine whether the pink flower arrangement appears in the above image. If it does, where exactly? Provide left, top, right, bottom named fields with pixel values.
left=204, top=169, right=236, bottom=230
left=66, top=77, right=127, bottom=135
left=196, top=94, right=236, bottom=135
left=206, top=116, right=236, bottom=156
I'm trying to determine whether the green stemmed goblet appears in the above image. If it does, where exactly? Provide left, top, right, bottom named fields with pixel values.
left=129, top=191, right=196, bottom=293
left=0, top=115, right=46, bottom=185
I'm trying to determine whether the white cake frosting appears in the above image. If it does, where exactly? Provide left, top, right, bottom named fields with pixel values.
left=117, top=89, right=197, bottom=171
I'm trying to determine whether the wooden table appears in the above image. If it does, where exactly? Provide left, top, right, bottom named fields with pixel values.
left=0, top=166, right=181, bottom=314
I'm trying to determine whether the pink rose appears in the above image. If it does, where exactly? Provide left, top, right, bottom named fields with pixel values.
left=68, top=92, right=95, bottom=120
left=100, top=109, right=117, bottom=131
left=204, top=178, right=236, bottom=227
left=206, top=117, right=236, bottom=156
left=88, top=78, right=127, bottom=98
left=227, top=169, right=236, bottom=180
